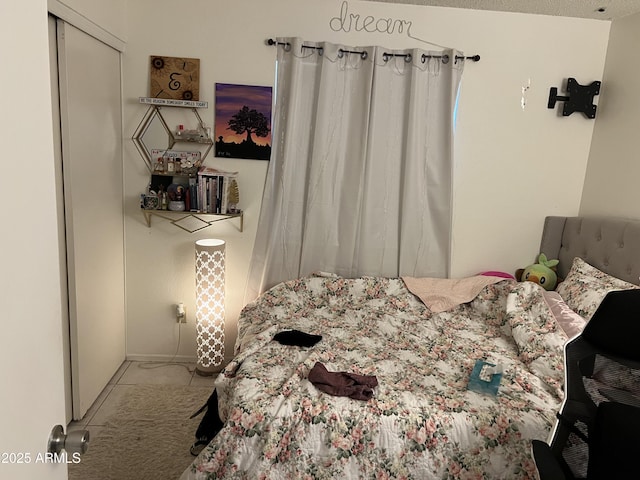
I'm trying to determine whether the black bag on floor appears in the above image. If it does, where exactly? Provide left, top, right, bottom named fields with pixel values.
left=189, top=388, right=223, bottom=456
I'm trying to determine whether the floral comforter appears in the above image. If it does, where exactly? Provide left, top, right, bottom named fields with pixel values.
left=182, top=275, right=567, bottom=479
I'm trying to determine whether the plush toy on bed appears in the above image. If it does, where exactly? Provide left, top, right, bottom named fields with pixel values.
left=515, top=253, right=559, bottom=291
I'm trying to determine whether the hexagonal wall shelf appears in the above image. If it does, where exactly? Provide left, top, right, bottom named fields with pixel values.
left=132, top=97, right=213, bottom=171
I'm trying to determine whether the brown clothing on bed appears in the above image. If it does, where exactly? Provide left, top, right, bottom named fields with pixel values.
left=308, top=362, right=378, bottom=401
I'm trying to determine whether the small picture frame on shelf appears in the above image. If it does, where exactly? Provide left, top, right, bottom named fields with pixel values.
left=142, top=193, right=159, bottom=210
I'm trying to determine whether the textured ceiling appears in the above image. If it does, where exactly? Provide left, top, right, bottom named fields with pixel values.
left=363, top=0, right=640, bottom=20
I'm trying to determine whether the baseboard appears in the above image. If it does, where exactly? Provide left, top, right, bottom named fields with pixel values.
left=125, top=353, right=235, bottom=365
left=125, top=353, right=197, bottom=363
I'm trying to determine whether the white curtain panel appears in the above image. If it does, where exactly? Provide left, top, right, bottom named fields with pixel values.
left=246, top=37, right=464, bottom=300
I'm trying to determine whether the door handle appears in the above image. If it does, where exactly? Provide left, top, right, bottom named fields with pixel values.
left=48, top=425, right=90, bottom=456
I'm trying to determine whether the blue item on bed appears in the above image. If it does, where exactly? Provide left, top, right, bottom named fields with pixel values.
left=468, top=359, right=503, bottom=396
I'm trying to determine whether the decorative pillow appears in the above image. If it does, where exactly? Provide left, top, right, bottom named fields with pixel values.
left=555, top=257, right=639, bottom=320
left=543, top=290, right=587, bottom=339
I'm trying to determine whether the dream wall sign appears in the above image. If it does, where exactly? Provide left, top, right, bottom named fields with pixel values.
left=215, top=83, right=272, bottom=161
left=149, top=55, right=200, bottom=101
left=329, top=1, right=414, bottom=36
left=325, top=1, right=480, bottom=61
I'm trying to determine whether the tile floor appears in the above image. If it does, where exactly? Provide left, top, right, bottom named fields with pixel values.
left=67, top=361, right=217, bottom=437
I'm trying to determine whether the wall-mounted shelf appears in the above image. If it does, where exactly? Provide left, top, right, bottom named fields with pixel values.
left=132, top=97, right=213, bottom=171
left=142, top=210, right=243, bottom=233
left=134, top=97, right=243, bottom=234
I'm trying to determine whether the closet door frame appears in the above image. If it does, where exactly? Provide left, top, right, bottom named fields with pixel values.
left=52, top=15, right=126, bottom=421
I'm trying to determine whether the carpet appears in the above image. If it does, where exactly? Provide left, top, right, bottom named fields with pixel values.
left=69, top=384, right=213, bottom=480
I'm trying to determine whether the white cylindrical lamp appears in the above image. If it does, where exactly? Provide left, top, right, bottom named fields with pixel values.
left=195, top=239, right=226, bottom=375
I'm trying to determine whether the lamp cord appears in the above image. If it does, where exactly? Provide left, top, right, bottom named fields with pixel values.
left=137, top=322, right=195, bottom=374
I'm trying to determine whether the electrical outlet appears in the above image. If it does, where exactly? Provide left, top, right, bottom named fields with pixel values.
left=176, top=303, right=186, bottom=323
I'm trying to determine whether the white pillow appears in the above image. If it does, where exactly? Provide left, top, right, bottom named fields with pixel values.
left=555, top=257, right=638, bottom=320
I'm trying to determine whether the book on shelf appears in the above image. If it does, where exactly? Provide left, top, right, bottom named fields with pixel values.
left=188, top=177, right=198, bottom=211
left=196, top=166, right=239, bottom=214
left=144, top=165, right=239, bottom=215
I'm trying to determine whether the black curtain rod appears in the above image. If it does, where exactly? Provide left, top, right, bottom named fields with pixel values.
left=266, top=38, right=480, bottom=63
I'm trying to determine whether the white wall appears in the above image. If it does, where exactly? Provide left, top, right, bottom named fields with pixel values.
left=123, top=0, right=610, bottom=362
left=580, top=11, right=640, bottom=218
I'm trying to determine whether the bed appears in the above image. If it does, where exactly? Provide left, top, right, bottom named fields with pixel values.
left=181, top=215, right=640, bottom=480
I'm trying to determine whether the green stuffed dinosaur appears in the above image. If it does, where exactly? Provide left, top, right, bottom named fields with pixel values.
left=515, top=253, right=559, bottom=291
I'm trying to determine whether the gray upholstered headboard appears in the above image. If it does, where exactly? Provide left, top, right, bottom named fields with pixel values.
left=539, top=216, right=640, bottom=286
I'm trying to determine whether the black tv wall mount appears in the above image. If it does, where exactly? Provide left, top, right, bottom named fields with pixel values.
left=548, top=78, right=601, bottom=119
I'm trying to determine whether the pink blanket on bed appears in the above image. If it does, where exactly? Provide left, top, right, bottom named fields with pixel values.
left=402, top=275, right=510, bottom=313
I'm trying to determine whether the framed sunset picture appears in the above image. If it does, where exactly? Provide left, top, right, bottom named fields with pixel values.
left=215, top=83, right=273, bottom=160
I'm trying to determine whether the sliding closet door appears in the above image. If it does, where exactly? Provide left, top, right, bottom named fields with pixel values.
left=55, top=19, right=126, bottom=420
